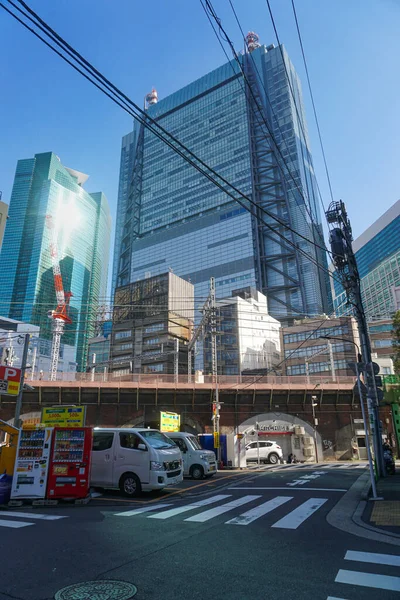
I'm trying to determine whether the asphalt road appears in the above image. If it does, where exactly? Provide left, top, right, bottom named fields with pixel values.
left=1, top=462, right=399, bottom=600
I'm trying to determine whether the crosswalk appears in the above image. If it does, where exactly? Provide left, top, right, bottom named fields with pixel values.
left=113, top=493, right=329, bottom=529
left=0, top=510, right=67, bottom=529
left=327, top=549, right=400, bottom=598
left=270, top=463, right=367, bottom=472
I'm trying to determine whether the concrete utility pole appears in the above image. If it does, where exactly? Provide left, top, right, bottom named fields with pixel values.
left=311, top=395, right=319, bottom=463
left=327, top=200, right=385, bottom=478
left=14, top=334, right=30, bottom=429
left=210, top=277, right=221, bottom=464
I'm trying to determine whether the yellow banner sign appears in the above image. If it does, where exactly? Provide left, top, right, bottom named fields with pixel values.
left=160, top=411, right=180, bottom=432
left=214, top=432, right=220, bottom=448
left=41, top=407, right=86, bottom=427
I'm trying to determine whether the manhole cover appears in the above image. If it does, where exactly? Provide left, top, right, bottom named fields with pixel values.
left=55, top=580, right=137, bottom=600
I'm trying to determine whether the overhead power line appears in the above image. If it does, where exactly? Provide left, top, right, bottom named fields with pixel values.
left=265, top=0, right=334, bottom=209
left=1, top=0, right=343, bottom=299
left=290, top=0, right=335, bottom=203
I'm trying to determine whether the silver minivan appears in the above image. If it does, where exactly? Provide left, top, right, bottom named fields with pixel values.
left=91, top=428, right=183, bottom=497
left=164, top=432, right=217, bottom=479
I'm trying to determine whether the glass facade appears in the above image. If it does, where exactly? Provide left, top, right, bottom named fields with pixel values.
left=0, top=152, right=111, bottom=370
left=114, top=44, right=331, bottom=323
left=334, top=249, right=400, bottom=319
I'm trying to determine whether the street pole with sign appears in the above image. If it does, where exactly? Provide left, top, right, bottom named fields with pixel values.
left=311, top=396, right=319, bottom=463
left=14, top=334, right=30, bottom=429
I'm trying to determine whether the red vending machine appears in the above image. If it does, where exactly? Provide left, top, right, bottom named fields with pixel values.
left=46, top=427, right=93, bottom=500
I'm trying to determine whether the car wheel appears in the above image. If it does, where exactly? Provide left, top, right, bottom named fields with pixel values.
left=119, top=473, right=141, bottom=498
left=268, top=453, right=279, bottom=465
left=190, top=464, right=204, bottom=480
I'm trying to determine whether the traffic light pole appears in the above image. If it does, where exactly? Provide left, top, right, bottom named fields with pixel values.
left=14, top=334, right=30, bottom=429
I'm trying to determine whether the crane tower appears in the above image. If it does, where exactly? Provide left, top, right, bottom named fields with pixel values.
left=46, top=215, right=73, bottom=381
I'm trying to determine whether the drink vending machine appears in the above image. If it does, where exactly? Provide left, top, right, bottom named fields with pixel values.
left=11, top=427, right=53, bottom=499
left=46, top=427, right=93, bottom=499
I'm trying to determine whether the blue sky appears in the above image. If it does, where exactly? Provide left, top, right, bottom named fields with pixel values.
left=1, top=0, right=400, bottom=254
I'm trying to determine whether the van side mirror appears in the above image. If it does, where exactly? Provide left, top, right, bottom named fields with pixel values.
left=137, top=443, right=147, bottom=451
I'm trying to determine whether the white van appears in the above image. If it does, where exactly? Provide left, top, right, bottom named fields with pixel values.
left=164, top=432, right=217, bottom=479
left=91, top=428, right=183, bottom=497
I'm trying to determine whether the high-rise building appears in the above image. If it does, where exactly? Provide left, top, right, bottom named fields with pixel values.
left=203, top=287, right=281, bottom=376
left=113, top=37, right=331, bottom=324
left=281, top=316, right=360, bottom=378
left=0, top=152, right=111, bottom=371
left=0, top=198, right=8, bottom=249
left=111, top=272, right=194, bottom=377
left=333, top=199, right=400, bottom=319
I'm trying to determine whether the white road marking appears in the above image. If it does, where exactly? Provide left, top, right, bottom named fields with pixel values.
left=114, top=503, right=173, bottom=517
left=271, top=497, right=328, bottom=529
left=148, top=495, right=231, bottom=520
left=228, top=487, right=346, bottom=492
left=225, top=496, right=293, bottom=526
left=327, top=597, right=349, bottom=600
left=0, top=518, right=34, bottom=528
left=0, top=511, right=66, bottom=521
left=335, top=569, right=400, bottom=592
left=185, top=495, right=261, bottom=523
left=345, top=550, right=400, bottom=567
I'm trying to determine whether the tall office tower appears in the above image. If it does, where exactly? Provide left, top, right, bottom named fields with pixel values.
left=0, top=152, right=111, bottom=371
left=0, top=196, right=8, bottom=249
left=113, top=36, right=331, bottom=323
left=333, top=199, right=400, bottom=319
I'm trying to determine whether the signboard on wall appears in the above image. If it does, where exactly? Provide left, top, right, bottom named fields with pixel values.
left=0, top=366, right=22, bottom=396
left=160, top=411, right=180, bottom=432
left=41, top=407, right=86, bottom=427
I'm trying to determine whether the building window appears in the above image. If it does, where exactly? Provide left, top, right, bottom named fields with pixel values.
left=115, top=330, right=132, bottom=340
left=144, top=323, right=164, bottom=333
left=373, top=339, right=392, bottom=348
left=115, top=342, right=133, bottom=351
left=113, top=368, right=130, bottom=377
left=144, top=363, right=164, bottom=373
left=143, top=337, right=160, bottom=345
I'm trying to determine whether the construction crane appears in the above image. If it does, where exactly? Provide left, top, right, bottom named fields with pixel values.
left=46, top=215, right=73, bottom=381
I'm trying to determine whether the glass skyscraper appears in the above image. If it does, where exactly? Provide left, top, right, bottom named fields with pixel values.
left=113, top=39, right=331, bottom=323
left=333, top=199, right=400, bottom=319
left=0, top=152, right=111, bottom=370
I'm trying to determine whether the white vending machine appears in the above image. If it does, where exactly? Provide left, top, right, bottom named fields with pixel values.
left=11, top=427, right=53, bottom=499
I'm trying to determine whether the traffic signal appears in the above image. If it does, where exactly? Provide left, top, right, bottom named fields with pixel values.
left=365, top=362, right=384, bottom=404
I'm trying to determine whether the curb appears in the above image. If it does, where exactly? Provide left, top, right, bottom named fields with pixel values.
left=326, top=471, right=400, bottom=547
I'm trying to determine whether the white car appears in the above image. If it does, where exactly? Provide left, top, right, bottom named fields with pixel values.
left=245, top=441, right=283, bottom=464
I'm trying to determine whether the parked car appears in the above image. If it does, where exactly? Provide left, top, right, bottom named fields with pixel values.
left=245, top=440, right=283, bottom=464
left=91, top=428, right=183, bottom=497
left=164, top=432, right=217, bottom=479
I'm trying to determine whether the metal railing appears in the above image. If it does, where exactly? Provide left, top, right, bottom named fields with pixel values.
left=31, top=372, right=356, bottom=386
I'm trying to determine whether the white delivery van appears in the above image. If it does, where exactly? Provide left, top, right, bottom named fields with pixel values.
left=164, top=432, right=217, bottom=479
left=91, top=428, right=183, bottom=497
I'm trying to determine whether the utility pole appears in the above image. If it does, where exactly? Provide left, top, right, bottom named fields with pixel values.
left=174, top=338, right=179, bottom=384
left=210, top=277, right=221, bottom=464
left=14, top=334, right=30, bottom=429
left=327, top=200, right=384, bottom=477
left=311, top=395, right=319, bottom=463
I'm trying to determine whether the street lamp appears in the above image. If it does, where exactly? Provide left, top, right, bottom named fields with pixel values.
left=319, top=335, right=380, bottom=500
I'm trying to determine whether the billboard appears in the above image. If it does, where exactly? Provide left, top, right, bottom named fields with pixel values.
left=160, top=411, right=180, bottom=432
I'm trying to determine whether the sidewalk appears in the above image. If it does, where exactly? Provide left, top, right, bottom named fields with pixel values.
left=362, top=464, right=400, bottom=535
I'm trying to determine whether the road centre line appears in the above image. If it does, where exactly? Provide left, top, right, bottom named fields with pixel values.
left=345, top=550, right=400, bottom=567
left=335, top=570, right=400, bottom=592
left=228, top=487, right=347, bottom=492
